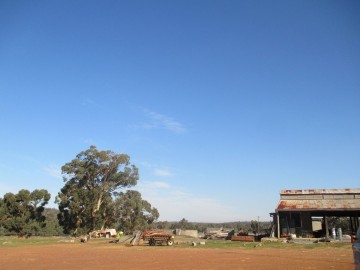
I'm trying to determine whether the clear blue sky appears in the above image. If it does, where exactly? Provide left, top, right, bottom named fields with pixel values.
left=1, top=0, right=359, bottom=222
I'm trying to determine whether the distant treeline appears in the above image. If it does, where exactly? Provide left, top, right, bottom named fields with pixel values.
left=0, top=208, right=272, bottom=237
left=153, top=218, right=272, bottom=234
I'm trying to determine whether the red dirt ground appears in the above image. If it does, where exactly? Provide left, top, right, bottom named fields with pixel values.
left=0, top=244, right=354, bottom=270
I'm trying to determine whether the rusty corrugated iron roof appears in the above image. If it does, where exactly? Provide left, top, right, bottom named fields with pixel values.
left=276, top=188, right=360, bottom=212
left=276, top=199, right=360, bottom=211
left=280, top=188, right=360, bottom=195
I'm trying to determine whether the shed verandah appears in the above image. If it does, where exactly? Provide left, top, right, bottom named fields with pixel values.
left=271, top=189, right=360, bottom=239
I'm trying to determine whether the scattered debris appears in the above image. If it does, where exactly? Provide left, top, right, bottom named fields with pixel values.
left=90, top=229, right=117, bottom=238
left=204, top=228, right=234, bottom=240
left=80, top=235, right=89, bottom=243
left=231, top=235, right=255, bottom=242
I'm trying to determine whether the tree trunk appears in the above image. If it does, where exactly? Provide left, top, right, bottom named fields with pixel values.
left=93, top=193, right=103, bottom=215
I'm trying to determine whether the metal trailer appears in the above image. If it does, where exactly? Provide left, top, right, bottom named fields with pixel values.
left=131, top=230, right=174, bottom=246
left=142, top=230, right=174, bottom=246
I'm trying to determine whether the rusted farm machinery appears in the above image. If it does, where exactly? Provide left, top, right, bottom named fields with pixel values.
left=90, top=228, right=117, bottom=239
left=131, top=230, right=174, bottom=246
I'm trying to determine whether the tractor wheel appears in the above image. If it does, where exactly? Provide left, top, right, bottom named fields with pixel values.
left=149, top=238, right=156, bottom=246
left=167, top=240, right=174, bottom=246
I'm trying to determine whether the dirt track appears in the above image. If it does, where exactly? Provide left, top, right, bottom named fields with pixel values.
left=0, top=244, right=354, bottom=270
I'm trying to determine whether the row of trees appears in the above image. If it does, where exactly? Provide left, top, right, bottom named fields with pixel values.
left=0, top=146, right=159, bottom=237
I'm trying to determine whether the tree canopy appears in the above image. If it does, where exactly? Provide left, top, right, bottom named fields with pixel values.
left=39, top=208, right=64, bottom=236
left=56, top=146, right=139, bottom=235
left=0, top=189, right=50, bottom=237
left=113, top=190, right=159, bottom=234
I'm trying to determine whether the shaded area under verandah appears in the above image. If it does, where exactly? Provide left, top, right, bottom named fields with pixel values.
left=270, top=189, right=360, bottom=240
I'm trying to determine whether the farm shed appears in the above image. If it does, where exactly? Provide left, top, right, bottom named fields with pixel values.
left=270, top=189, right=360, bottom=239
